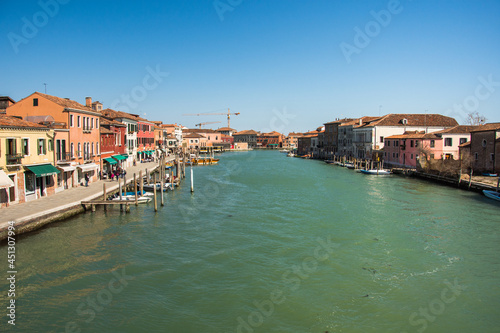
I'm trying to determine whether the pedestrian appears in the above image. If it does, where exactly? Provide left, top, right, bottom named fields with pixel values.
left=84, top=173, right=90, bottom=187
left=110, top=172, right=114, bottom=181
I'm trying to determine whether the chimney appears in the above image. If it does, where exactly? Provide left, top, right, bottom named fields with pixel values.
left=85, top=97, right=92, bottom=107
left=359, top=118, right=362, bottom=126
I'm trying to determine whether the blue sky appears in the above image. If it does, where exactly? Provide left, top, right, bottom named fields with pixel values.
left=2, top=0, right=499, bottom=133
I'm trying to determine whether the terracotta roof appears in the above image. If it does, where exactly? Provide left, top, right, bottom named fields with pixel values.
left=431, top=125, right=479, bottom=134
left=234, top=130, right=259, bottom=135
left=339, top=116, right=381, bottom=127
left=470, top=123, right=500, bottom=132
left=100, top=117, right=126, bottom=127
left=287, top=132, right=303, bottom=136
left=183, top=133, right=205, bottom=139
left=185, top=128, right=218, bottom=134
left=361, top=114, right=458, bottom=127
left=100, top=127, right=114, bottom=134
left=0, top=115, right=48, bottom=129
left=385, top=131, right=440, bottom=140
left=101, top=108, right=139, bottom=121
left=216, top=127, right=236, bottom=132
left=260, top=131, right=283, bottom=137
left=34, top=92, right=97, bottom=113
left=459, top=141, right=471, bottom=148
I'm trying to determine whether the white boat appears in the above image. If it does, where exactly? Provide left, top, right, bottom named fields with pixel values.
left=360, top=169, right=392, bottom=175
left=111, top=195, right=152, bottom=203
left=483, top=190, right=500, bottom=202
left=142, top=183, right=173, bottom=192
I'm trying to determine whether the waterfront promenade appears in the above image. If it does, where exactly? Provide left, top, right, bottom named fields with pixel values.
left=0, top=160, right=168, bottom=240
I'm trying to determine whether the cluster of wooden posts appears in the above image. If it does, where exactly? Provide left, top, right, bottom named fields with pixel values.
left=82, top=155, right=188, bottom=213
left=329, top=155, right=385, bottom=170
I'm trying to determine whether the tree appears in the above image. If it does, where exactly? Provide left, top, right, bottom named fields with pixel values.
left=466, top=112, right=487, bottom=126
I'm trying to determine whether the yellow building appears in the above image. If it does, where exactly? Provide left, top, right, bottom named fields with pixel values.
left=0, top=115, right=58, bottom=207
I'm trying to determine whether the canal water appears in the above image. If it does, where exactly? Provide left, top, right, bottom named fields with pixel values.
left=1, top=150, right=499, bottom=332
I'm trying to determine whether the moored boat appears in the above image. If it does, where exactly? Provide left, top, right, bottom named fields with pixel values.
left=482, top=173, right=498, bottom=177
left=483, top=190, right=500, bottom=202
left=360, top=169, right=392, bottom=175
left=110, top=195, right=152, bottom=203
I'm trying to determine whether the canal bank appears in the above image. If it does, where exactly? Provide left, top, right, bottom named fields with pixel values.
left=0, top=160, right=166, bottom=241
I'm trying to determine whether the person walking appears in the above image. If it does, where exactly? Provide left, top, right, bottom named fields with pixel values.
left=84, top=173, right=90, bottom=187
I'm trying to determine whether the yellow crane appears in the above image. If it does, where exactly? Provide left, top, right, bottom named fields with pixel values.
left=183, top=108, right=240, bottom=128
left=195, top=121, right=221, bottom=129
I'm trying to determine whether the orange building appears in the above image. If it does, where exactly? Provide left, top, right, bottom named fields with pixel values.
left=7, top=92, right=101, bottom=185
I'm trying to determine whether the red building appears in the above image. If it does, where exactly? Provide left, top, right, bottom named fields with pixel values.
left=100, top=118, right=127, bottom=176
left=137, top=118, right=156, bottom=161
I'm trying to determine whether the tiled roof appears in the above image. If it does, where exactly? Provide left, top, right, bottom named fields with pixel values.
left=234, top=130, right=259, bottom=135
left=339, top=116, right=381, bottom=127
left=362, top=114, right=458, bottom=127
left=100, top=117, right=126, bottom=127
left=261, top=131, right=282, bottom=137
left=385, top=131, right=440, bottom=140
left=216, top=127, right=236, bottom=132
left=470, top=123, right=500, bottom=132
left=459, top=141, right=471, bottom=148
left=101, top=108, right=139, bottom=121
left=431, top=125, right=479, bottom=134
left=100, top=127, right=114, bottom=134
left=0, top=115, right=48, bottom=129
left=183, top=133, right=205, bottom=139
left=35, top=92, right=96, bottom=113
left=185, top=128, right=218, bottom=133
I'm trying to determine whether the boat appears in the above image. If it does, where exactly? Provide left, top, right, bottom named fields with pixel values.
left=287, top=152, right=295, bottom=157
left=142, top=183, right=173, bottom=192
left=324, top=160, right=335, bottom=164
left=360, top=169, right=392, bottom=175
left=110, top=194, right=152, bottom=203
left=483, top=190, right=500, bottom=202
left=280, top=149, right=289, bottom=153
left=482, top=173, right=498, bottom=177
left=345, top=163, right=355, bottom=169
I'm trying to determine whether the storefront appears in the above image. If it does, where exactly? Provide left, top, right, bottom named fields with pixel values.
left=76, top=163, right=98, bottom=186
left=25, top=164, right=60, bottom=201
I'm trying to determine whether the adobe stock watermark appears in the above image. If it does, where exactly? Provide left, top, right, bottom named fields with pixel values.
left=401, top=277, right=466, bottom=333
left=213, top=0, right=243, bottom=22
left=231, top=236, right=340, bottom=333
left=339, top=0, right=405, bottom=64
left=445, top=74, right=499, bottom=124
left=110, top=65, right=169, bottom=112
left=64, top=267, right=133, bottom=333
left=7, top=0, right=70, bottom=54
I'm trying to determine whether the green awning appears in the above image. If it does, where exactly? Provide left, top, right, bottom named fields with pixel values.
left=112, top=154, right=127, bottom=161
left=268, top=144, right=278, bottom=146
left=121, top=153, right=129, bottom=157
left=104, top=157, right=117, bottom=165
left=145, top=151, right=152, bottom=155
left=26, top=164, right=60, bottom=177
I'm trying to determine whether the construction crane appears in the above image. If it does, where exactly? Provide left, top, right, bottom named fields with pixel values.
left=195, top=121, right=221, bottom=129
left=183, top=108, right=240, bottom=128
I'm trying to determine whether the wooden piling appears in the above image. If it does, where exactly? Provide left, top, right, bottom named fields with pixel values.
left=103, top=183, right=107, bottom=211
left=160, top=171, right=165, bottom=206
left=119, top=181, right=123, bottom=211
left=153, top=173, right=158, bottom=212
left=139, top=170, right=143, bottom=195
left=496, top=176, right=499, bottom=192
left=125, top=203, right=130, bottom=213
left=134, top=173, right=138, bottom=206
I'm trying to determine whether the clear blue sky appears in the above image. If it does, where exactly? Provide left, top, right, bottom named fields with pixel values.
left=2, top=0, right=499, bottom=133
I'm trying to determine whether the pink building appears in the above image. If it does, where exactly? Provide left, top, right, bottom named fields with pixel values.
left=384, top=131, right=442, bottom=168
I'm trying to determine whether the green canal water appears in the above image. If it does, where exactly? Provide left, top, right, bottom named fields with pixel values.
left=1, top=150, right=500, bottom=332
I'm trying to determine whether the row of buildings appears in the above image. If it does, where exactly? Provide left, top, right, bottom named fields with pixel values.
left=291, top=114, right=499, bottom=174
left=0, top=92, right=240, bottom=208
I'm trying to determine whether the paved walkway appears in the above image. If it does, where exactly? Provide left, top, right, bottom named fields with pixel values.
left=0, top=161, right=163, bottom=228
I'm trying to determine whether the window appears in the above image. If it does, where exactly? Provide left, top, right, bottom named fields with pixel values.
left=415, top=140, right=419, bottom=147
left=411, top=154, right=414, bottom=159
left=96, top=119, right=99, bottom=128
left=396, top=153, right=399, bottom=158
left=78, top=143, right=81, bottom=157
left=37, top=139, right=46, bottom=155
left=380, top=136, right=384, bottom=143
left=430, top=154, right=435, bottom=159
left=482, top=139, right=487, bottom=148
left=444, top=138, right=452, bottom=146
left=91, top=118, right=94, bottom=129
left=77, top=116, right=81, bottom=128
left=474, top=153, right=478, bottom=161
left=430, top=140, right=435, bottom=148
left=25, top=173, right=35, bottom=194
left=22, top=138, right=29, bottom=156
left=48, top=139, right=53, bottom=152
left=71, top=143, right=74, bottom=157
left=70, top=115, right=74, bottom=127
left=386, top=141, right=390, bottom=147
left=410, top=140, right=414, bottom=148
left=395, top=141, right=399, bottom=147
left=402, top=118, right=408, bottom=125
left=459, top=138, right=467, bottom=144
left=491, top=153, right=495, bottom=161
left=96, top=142, right=99, bottom=155
left=392, top=152, right=395, bottom=158
left=33, top=98, right=38, bottom=106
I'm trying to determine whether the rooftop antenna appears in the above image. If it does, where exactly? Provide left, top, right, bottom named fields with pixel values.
left=44, top=83, right=47, bottom=94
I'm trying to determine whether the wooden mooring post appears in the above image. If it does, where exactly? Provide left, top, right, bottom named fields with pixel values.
left=103, top=183, right=107, bottom=211
left=153, top=173, right=158, bottom=212
left=134, top=173, right=138, bottom=206
left=139, top=170, right=144, bottom=196
left=190, top=165, right=194, bottom=193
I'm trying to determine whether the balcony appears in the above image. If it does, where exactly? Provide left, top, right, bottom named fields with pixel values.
left=56, top=152, right=72, bottom=162
left=6, top=153, right=23, bottom=165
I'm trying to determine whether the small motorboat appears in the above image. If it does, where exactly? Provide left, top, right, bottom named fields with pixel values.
left=482, top=173, right=498, bottom=177
left=483, top=190, right=500, bottom=202
left=110, top=194, right=152, bottom=203
left=345, top=163, right=355, bottom=169
left=324, top=160, right=335, bottom=164
left=142, top=183, right=173, bottom=192
left=360, top=169, right=392, bottom=175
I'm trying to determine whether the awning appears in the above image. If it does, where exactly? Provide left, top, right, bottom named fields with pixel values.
left=77, top=163, right=98, bottom=172
left=0, top=170, right=14, bottom=189
left=112, top=154, right=127, bottom=161
left=144, top=151, right=151, bottom=155
left=26, top=164, right=60, bottom=177
left=121, top=154, right=129, bottom=157
left=57, top=165, right=76, bottom=172
left=104, top=157, right=117, bottom=165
